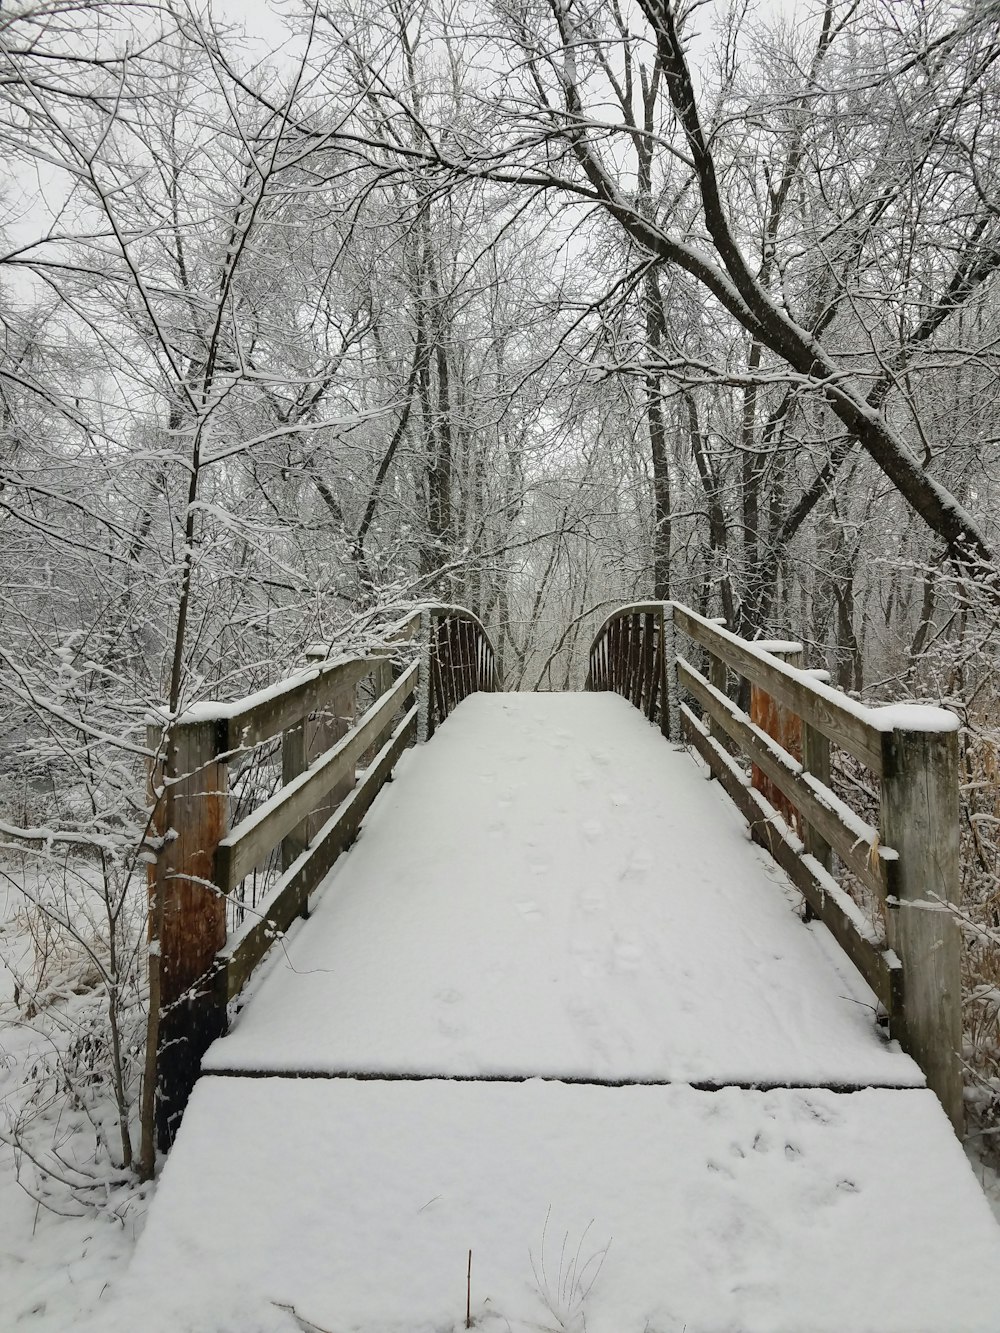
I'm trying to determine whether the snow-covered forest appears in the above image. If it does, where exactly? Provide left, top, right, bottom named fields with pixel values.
left=3, top=0, right=1000, bottom=1317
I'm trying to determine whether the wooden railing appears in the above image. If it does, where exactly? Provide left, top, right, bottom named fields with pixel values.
left=588, top=600, right=963, bottom=1131
left=586, top=603, right=672, bottom=735
left=424, top=605, right=500, bottom=738
left=147, top=605, right=498, bottom=1147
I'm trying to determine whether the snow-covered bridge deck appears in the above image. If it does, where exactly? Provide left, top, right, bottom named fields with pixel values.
left=205, top=693, right=918, bottom=1088
left=104, top=693, right=1000, bottom=1332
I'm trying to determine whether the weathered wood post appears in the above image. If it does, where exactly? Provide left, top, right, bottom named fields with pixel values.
left=148, top=717, right=228, bottom=1150
left=417, top=608, right=434, bottom=742
left=281, top=686, right=357, bottom=873
left=280, top=719, right=308, bottom=872
left=661, top=603, right=678, bottom=741
left=878, top=713, right=964, bottom=1132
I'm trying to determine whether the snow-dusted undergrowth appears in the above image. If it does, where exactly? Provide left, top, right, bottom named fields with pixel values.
left=0, top=865, right=152, bottom=1328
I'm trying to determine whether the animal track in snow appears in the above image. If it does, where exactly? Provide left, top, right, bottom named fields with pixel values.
left=515, top=899, right=543, bottom=921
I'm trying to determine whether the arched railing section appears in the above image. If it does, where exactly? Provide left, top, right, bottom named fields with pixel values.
left=588, top=600, right=963, bottom=1133
left=147, top=604, right=498, bottom=1147
left=587, top=602, right=672, bottom=736
left=424, top=605, right=500, bottom=738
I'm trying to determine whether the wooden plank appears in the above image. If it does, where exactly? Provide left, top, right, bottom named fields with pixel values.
left=682, top=706, right=899, bottom=1015
left=280, top=720, right=309, bottom=873
left=221, top=708, right=418, bottom=1001
left=708, top=645, right=728, bottom=750
left=216, top=663, right=419, bottom=892
left=673, top=603, right=883, bottom=773
left=630, top=613, right=643, bottom=708
left=306, top=686, right=357, bottom=837
left=224, top=613, right=421, bottom=750
left=461, top=618, right=475, bottom=700
left=645, top=613, right=661, bottom=719
left=802, top=720, right=833, bottom=876
left=662, top=603, right=678, bottom=740
left=589, top=601, right=666, bottom=651
left=430, top=618, right=448, bottom=729
left=222, top=655, right=377, bottom=752
left=678, top=658, right=888, bottom=900
left=880, top=726, right=964, bottom=1132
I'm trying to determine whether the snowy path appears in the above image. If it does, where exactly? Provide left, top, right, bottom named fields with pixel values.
left=95, top=693, right=1000, bottom=1333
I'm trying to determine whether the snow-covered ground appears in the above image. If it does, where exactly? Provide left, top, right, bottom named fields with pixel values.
left=91, top=1076, right=1000, bottom=1333
left=0, top=874, right=150, bottom=1331
left=6, top=692, right=1000, bottom=1330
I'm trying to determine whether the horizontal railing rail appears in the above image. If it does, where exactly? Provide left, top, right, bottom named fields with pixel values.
left=147, top=604, right=499, bottom=1148
left=587, top=599, right=963, bottom=1132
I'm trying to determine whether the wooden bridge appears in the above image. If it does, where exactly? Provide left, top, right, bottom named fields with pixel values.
left=116, top=603, right=1000, bottom=1333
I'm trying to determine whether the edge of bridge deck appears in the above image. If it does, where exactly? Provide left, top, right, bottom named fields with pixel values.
left=203, top=1066, right=924, bottom=1093
left=99, top=1076, right=1000, bottom=1333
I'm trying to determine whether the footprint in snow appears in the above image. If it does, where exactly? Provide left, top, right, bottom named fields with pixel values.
left=570, top=942, right=601, bottom=978
left=579, top=888, right=605, bottom=914
left=614, top=940, right=643, bottom=973
left=706, top=1159, right=735, bottom=1180
left=621, top=850, right=652, bottom=882
left=516, top=899, right=543, bottom=921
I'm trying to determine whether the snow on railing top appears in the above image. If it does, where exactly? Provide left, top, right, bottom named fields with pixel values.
left=673, top=604, right=958, bottom=741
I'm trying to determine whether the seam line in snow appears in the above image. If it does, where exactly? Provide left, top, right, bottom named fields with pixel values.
left=201, top=1069, right=925, bottom=1093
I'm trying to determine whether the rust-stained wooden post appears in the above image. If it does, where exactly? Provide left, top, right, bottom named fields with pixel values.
left=148, top=718, right=228, bottom=1150
left=749, top=642, right=803, bottom=831
left=879, top=717, right=964, bottom=1133
left=801, top=670, right=833, bottom=878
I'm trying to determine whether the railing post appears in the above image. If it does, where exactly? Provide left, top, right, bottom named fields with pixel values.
left=417, top=609, right=434, bottom=743
left=801, top=719, right=832, bottom=876
left=281, top=720, right=308, bottom=872
left=878, top=721, right=963, bottom=1132
left=749, top=643, right=803, bottom=831
left=282, top=687, right=358, bottom=873
left=662, top=603, right=678, bottom=740
left=148, top=718, right=229, bottom=1150
left=708, top=652, right=728, bottom=750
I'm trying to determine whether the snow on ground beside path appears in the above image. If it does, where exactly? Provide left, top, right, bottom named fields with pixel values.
left=0, top=873, right=151, bottom=1331
left=207, top=692, right=919, bottom=1088
left=91, top=1076, right=1000, bottom=1333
